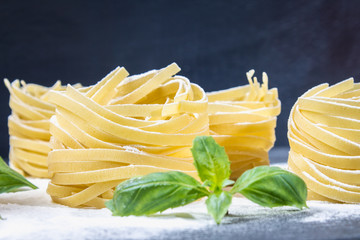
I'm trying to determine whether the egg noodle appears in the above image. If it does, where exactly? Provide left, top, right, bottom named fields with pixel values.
left=207, top=70, right=280, bottom=179
left=4, top=79, right=70, bottom=178
left=5, top=64, right=280, bottom=208
left=45, top=63, right=210, bottom=208
left=288, top=78, right=360, bottom=203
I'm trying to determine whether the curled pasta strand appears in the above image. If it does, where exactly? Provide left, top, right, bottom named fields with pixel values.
left=47, top=63, right=208, bottom=208
left=207, top=70, right=280, bottom=179
left=288, top=78, right=360, bottom=203
left=5, top=79, right=70, bottom=178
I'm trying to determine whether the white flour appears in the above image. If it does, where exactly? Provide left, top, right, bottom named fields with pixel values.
left=301, top=201, right=360, bottom=223
left=0, top=178, right=359, bottom=240
left=0, top=178, right=211, bottom=240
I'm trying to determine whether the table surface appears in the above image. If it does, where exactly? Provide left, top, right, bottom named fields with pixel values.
left=1, top=147, right=360, bottom=240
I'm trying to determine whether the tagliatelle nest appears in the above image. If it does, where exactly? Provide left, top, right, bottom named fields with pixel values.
left=5, top=63, right=281, bottom=208
left=4, top=79, right=72, bottom=178
left=288, top=78, right=360, bottom=203
left=46, top=63, right=209, bottom=208
left=207, top=70, right=281, bottom=179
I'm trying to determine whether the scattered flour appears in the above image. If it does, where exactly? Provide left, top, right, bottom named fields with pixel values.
left=0, top=177, right=359, bottom=240
left=123, top=146, right=142, bottom=154
left=301, top=201, right=360, bottom=223
left=0, top=178, right=211, bottom=240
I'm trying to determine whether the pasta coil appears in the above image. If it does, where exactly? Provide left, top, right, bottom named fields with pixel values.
left=288, top=78, right=360, bottom=203
left=5, top=79, right=67, bottom=178
left=207, top=70, right=281, bottom=179
left=46, top=63, right=209, bottom=208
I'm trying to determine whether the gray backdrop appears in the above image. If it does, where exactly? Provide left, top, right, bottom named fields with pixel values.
left=1, top=0, right=360, bottom=159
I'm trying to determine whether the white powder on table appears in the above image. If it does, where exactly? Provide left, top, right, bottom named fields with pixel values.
left=0, top=178, right=212, bottom=240
left=301, top=201, right=360, bottom=223
left=0, top=177, right=359, bottom=240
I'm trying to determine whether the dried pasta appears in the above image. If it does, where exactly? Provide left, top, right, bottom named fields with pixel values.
left=207, top=70, right=281, bottom=179
left=288, top=78, right=360, bottom=203
left=46, top=63, right=209, bottom=208
left=5, top=64, right=281, bottom=208
left=4, top=79, right=68, bottom=178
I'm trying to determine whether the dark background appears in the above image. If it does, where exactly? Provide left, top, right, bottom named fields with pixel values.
left=1, top=0, right=360, bottom=158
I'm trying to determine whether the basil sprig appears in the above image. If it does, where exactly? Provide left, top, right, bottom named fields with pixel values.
left=0, top=157, right=37, bottom=193
left=107, top=136, right=307, bottom=224
left=231, top=165, right=308, bottom=209
left=191, top=136, right=232, bottom=192
left=106, top=171, right=209, bottom=216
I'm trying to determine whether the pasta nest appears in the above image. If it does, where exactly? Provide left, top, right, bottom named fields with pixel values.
left=207, top=70, right=281, bottom=179
left=5, top=79, right=69, bottom=178
left=45, top=63, right=209, bottom=208
left=288, top=78, right=360, bottom=203
left=5, top=63, right=281, bottom=208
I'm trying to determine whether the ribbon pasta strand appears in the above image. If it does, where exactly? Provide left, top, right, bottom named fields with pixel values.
left=6, top=65, right=281, bottom=208
left=46, top=63, right=209, bottom=208
left=288, top=78, right=360, bottom=203
left=207, top=70, right=281, bottom=179
left=4, top=79, right=70, bottom=178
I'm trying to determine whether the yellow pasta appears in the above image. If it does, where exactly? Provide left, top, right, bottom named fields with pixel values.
left=4, top=79, right=68, bottom=178
left=288, top=78, right=360, bottom=203
left=6, top=65, right=281, bottom=208
left=46, top=63, right=209, bottom=208
left=207, top=70, right=281, bottom=179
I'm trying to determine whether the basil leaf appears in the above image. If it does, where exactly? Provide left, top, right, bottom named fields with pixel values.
left=106, top=171, right=209, bottom=216
left=0, top=157, right=37, bottom=193
left=191, top=136, right=230, bottom=192
left=222, top=179, right=235, bottom=188
left=206, top=191, right=232, bottom=224
left=231, top=166, right=307, bottom=209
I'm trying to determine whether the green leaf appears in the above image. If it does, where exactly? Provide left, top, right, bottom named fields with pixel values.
left=231, top=166, right=307, bottom=209
left=106, top=171, right=209, bottom=216
left=206, top=191, right=232, bottom=224
left=191, top=136, right=230, bottom=192
left=0, top=157, right=37, bottom=194
left=222, top=179, right=235, bottom=188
